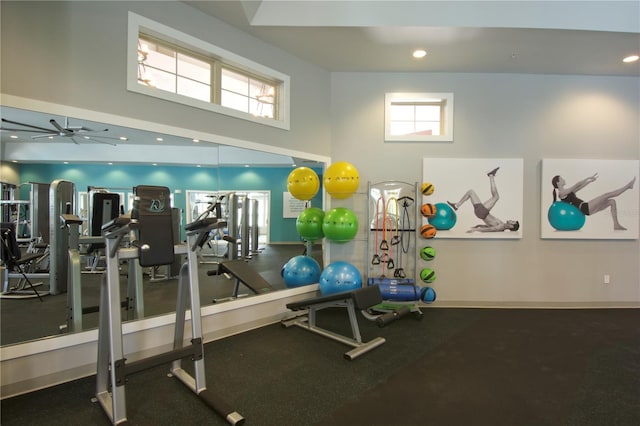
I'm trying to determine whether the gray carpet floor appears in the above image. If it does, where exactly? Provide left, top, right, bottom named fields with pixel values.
left=2, top=307, right=639, bottom=426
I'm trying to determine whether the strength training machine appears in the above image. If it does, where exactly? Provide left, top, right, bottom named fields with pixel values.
left=94, top=185, right=244, bottom=425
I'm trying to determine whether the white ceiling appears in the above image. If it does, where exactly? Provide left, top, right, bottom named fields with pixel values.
left=186, top=0, right=640, bottom=76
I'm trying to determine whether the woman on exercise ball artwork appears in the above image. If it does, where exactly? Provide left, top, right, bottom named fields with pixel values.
left=541, top=159, right=639, bottom=240
left=551, top=173, right=635, bottom=230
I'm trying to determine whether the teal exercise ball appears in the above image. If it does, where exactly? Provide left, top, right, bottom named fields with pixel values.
left=428, top=202, right=457, bottom=230
left=421, top=286, right=437, bottom=303
left=319, top=261, right=362, bottom=295
left=547, top=201, right=585, bottom=231
left=296, top=207, right=325, bottom=242
left=322, top=207, right=358, bottom=243
left=281, top=255, right=321, bottom=288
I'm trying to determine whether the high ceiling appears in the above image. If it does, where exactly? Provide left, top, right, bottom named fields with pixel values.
left=186, top=0, right=640, bottom=76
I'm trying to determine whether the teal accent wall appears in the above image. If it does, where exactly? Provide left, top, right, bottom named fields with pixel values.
left=17, top=163, right=323, bottom=243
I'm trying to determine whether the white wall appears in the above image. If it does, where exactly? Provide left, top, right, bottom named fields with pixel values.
left=329, top=72, right=640, bottom=306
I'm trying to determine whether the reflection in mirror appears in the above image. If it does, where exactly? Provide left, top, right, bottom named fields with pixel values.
left=1, top=105, right=325, bottom=347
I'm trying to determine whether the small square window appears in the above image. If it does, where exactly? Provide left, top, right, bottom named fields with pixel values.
left=385, top=93, right=454, bottom=142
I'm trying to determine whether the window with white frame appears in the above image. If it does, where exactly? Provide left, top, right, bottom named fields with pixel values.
left=128, top=12, right=289, bottom=130
left=385, top=93, right=454, bottom=142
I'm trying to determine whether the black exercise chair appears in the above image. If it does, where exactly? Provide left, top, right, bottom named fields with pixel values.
left=1, top=222, right=47, bottom=300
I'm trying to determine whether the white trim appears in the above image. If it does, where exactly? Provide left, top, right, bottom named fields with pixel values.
left=0, top=94, right=328, bottom=165
left=127, top=12, right=291, bottom=131
left=384, top=92, right=454, bottom=142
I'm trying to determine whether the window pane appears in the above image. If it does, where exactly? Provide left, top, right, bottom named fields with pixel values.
left=221, top=68, right=248, bottom=96
left=221, top=90, right=249, bottom=112
left=390, top=104, right=414, bottom=121
left=415, top=105, right=441, bottom=121
left=389, top=121, right=415, bottom=136
left=142, top=67, right=176, bottom=93
left=415, top=122, right=439, bottom=136
left=144, top=43, right=176, bottom=73
left=249, top=98, right=274, bottom=118
left=177, top=53, right=210, bottom=84
left=177, top=77, right=211, bottom=102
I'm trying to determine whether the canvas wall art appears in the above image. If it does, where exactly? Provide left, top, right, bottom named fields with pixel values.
left=541, top=159, right=638, bottom=239
left=422, top=158, right=523, bottom=239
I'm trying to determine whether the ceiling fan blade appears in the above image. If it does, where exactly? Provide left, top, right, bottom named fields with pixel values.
left=75, top=127, right=110, bottom=134
left=84, top=134, right=122, bottom=141
left=82, top=136, right=117, bottom=146
left=1, top=118, right=54, bottom=133
left=0, top=127, right=50, bottom=133
left=31, top=133, right=58, bottom=139
left=49, top=119, right=72, bottom=135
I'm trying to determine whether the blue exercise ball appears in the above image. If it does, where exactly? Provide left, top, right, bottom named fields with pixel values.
left=547, top=201, right=585, bottom=231
left=428, top=202, right=457, bottom=230
left=319, top=261, right=362, bottom=295
left=281, top=255, right=322, bottom=288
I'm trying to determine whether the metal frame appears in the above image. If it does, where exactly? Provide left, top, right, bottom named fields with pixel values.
left=282, top=291, right=386, bottom=360
left=94, top=214, right=244, bottom=425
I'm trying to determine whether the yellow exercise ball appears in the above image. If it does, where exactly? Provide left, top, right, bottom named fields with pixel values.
left=324, top=161, right=360, bottom=199
left=287, top=167, right=320, bottom=201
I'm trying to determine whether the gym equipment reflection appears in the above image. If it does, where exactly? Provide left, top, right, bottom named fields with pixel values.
left=0, top=106, right=322, bottom=345
left=1, top=179, right=319, bottom=345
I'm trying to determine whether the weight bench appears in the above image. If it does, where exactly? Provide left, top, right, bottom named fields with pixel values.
left=281, top=285, right=386, bottom=360
left=207, top=259, right=274, bottom=302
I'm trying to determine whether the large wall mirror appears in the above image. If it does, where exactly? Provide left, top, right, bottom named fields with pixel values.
left=1, top=103, right=327, bottom=348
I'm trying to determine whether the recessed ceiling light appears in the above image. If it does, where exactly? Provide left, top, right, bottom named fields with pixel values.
left=156, top=137, right=163, bottom=142
left=196, top=164, right=201, bottom=168
left=623, top=55, right=639, bottom=63
left=192, top=138, right=200, bottom=143
left=119, top=136, right=128, bottom=141
left=244, top=164, right=250, bottom=168
left=10, top=135, right=18, bottom=139
left=63, top=161, right=69, bottom=164
left=108, top=162, right=113, bottom=165
left=152, top=163, right=158, bottom=166
left=413, top=49, right=427, bottom=59
left=84, top=136, right=90, bottom=139
left=11, top=160, right=18, bottom=163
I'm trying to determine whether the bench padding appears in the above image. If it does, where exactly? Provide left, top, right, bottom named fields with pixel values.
left=287, top=285, right=382, bottom=311
left=220, top=259, right=274, bottom=294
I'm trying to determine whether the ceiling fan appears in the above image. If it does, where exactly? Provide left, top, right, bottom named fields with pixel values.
left=1, top=117, right=121, bottom=146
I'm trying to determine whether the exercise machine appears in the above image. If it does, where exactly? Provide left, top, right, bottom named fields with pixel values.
left=49, top=179, right=76, bottom=295
left=61, top=213, right=144, bottom=333
left=95, top=185, right=244, bottom=425
left=207, top=259, right=275, bottom=302
left=85, top=191, right=120, bottom=272
left=282, top=285, right=386, bottom=360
